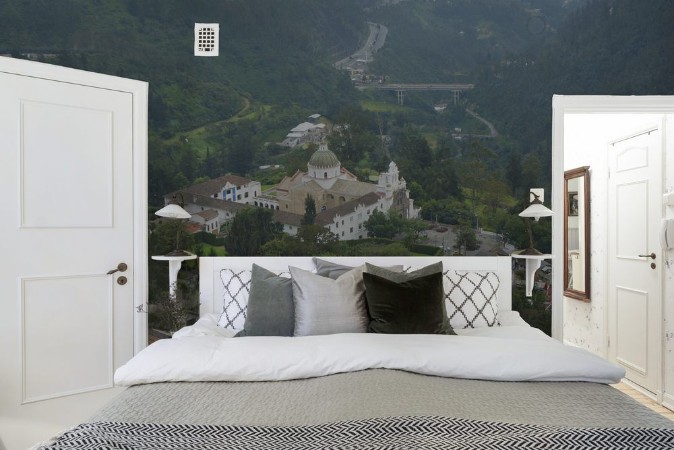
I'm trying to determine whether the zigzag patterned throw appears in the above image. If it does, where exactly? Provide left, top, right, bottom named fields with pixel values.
left=37, top=416, right=674, bottom=449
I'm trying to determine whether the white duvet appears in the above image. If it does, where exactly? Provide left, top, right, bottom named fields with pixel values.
left=115, top=316, right=624, bottom=386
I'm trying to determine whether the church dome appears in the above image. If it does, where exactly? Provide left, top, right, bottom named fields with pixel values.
left=309, top=143, right=340, bottom=168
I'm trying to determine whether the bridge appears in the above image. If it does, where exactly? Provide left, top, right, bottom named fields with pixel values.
left=358, top=83, right=475, bottom=105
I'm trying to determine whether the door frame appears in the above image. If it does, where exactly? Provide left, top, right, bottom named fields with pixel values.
left=552, top=95, right=673, bottom=402
left=0, top=56, right=149, bottom=354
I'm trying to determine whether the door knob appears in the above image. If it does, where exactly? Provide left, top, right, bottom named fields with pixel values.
left=107, top=263, right=128, bottom=275
left=637, top=253, right=656, bottom=260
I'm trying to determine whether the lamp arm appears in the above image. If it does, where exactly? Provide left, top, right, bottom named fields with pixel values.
left=525, top=217, right=535, bottom=250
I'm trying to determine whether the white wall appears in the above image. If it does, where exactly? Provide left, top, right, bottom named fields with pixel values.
left=561, top=111, right=674, bottom=405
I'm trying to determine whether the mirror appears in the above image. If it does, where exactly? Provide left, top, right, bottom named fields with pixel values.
left=564, top=166, right=591, bottom=301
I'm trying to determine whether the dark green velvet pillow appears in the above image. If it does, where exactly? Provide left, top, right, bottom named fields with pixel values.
left=363, top=263, right=454, bottom=335
left=237, top=264, right=294, bottom=337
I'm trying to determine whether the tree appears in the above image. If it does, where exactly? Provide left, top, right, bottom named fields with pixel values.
left=302, top=194, right=316, bottom=225
left=261, top=225, right=341, bottom=256
left=393, top=127, right=434, bottom=182
left=297, top=224, right=340, bottom=248
left=328, top=106, right=379, bottom=167
left=425, top=162, right=461, bottom=200
left=454, top=221, right=480, bottom=254
left=458, top=140, right=496, bottom=217
left=401, top=218, right=428, bottom=246
left=228, top=131, right=255, bottom=175
left=521, top=152, right=543, bottom=189
left=505, top=151, right=523, bottom=196
left=224, top=208, right=283, bottom=256
left=364, top=210, right=401, bottom=239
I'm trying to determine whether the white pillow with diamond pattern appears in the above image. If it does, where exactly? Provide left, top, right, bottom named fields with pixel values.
left=216, top=267, right=290, bottom=330
left=444, top=271, right=499, bottom=329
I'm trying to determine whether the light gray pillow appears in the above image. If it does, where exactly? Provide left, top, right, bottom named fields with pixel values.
left=313, top=257, right=403, bottom=280
left=290, top=265, right=369, bottom=336
left=237, top=264, right=294, bottom=337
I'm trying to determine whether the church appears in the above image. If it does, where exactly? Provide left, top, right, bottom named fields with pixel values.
left=257, top=142, right=420, bottom=240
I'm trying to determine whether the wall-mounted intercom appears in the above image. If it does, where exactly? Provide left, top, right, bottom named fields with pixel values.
left=661, top=218, right=674, bottom=250
left=194, top=23, right=219, bottom=57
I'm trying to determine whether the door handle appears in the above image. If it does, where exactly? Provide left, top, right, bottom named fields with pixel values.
left=637, top=253, right=656, bottom=260
left=107, top=263, right=128, bottom=275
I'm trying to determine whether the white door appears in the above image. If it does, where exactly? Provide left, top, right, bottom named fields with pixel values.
left=608, top=125, right=663, bottom=395
left=0, top=58, right=147, bottom=450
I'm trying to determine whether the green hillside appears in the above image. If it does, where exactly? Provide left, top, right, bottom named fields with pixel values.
left=367, top=0, right=578, bottom=83
left=0, top=0, right=365, bottom=131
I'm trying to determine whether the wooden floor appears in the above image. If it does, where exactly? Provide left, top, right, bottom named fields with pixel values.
left=611, top=382, right=674, bottom=422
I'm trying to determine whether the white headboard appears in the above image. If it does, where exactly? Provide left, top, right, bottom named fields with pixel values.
left=199, top=256, right=513, bottom=317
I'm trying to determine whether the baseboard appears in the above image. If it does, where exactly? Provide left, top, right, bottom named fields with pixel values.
left=663, top=392, right=674, bottom=412
left=621, top=378, right=659, bottom=402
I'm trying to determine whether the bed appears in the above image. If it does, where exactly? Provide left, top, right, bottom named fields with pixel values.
left=37, top=256, right=674, bottom=449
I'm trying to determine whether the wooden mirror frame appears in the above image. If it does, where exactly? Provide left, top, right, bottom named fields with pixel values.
left=564, top=166, right=591, bottom=301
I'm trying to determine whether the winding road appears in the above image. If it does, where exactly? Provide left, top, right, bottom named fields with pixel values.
left=466, top=109, right=498, bottom=138
left=335, top=22, right=388, bottom=70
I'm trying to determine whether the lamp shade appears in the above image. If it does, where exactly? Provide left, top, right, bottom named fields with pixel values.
left=519, top=202, right=553, bottom=221
left=156, top=203, right=191, bottom=219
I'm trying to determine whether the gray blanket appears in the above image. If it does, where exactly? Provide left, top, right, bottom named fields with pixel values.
left=91, top=369, right=674, bottom=429
left=37, top=416, right=674, bottom=449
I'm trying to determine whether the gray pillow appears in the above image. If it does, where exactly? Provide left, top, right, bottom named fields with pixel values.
left=290, top=265, right=369, bottom=336
left=237, top=264, right=294, bottom=337
left=313, top=257, right=403, bottom=280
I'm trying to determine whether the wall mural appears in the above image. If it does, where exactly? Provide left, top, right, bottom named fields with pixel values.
left=3, top=0, right=672, bottom=337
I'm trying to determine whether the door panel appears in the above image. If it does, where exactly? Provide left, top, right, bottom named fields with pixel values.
left=608, top=127, right=662, bottom=394
left=615, top=286, right=648, bottom=375
left=22, top=275, right=113, bottom=403
left=0, top=59, right=145, bottom=449
left=615, top=182, right=649, bottom=257
left=21, top=100, right=114, bottom=227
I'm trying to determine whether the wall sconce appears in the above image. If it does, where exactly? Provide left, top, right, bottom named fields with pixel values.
left=156, top=193, right=192, bottom=257
left=511, top=188, right=553, bottom=297
left=516, top=188, right=553, bottom=255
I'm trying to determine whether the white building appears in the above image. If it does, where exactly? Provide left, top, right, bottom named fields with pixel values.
left=171, top=174, right=261, bottom=205
left=165, top=174, right=260, bottom=234
left=280, top=121, right=327, bottom=148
